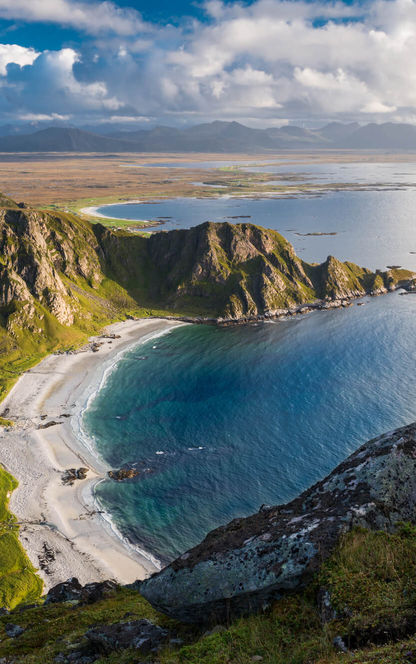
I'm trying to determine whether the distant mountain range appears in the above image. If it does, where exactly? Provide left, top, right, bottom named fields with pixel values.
left=1, top=120, right=416, bottom=152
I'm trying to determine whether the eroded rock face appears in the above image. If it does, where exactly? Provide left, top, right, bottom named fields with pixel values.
left=1, top=196, right=415, bottom=330
left=140, top=423, right=416, bottom=623
left=99, top=220, right=416, bottom=319
left=0, top=203, right=108, bottom=336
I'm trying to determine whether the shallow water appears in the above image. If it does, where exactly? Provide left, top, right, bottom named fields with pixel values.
left=83, top=292, right=416, bottom=562
left=241, top=160, right=416, bottom=185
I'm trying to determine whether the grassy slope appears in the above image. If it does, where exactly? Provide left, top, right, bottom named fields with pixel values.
left=0, top=528, right=415, bottom=662
left=0, top=468, right=43, bottom=610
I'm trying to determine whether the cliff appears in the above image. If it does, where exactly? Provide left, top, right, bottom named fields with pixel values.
left=140, top=423, right=416, bottom=623
left=0, top=197, right=136, bottom=398
left=95, top=219, right=415, bottom=318
left=0, top=194, right=414, bottom=399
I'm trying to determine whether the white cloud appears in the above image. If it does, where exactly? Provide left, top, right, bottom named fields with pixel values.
left=107, top=115, right=153, bottom=123
left=361, top=101, right=397, bottom=114
left=18, top=113, right=71, bottom=121
left=0, top=44, right=38, bottom=75
left=0, top=0, right=147, bottom=36
left=0, top=47, right=124, bottom=118
left=4, top=0, right=416, bottom=126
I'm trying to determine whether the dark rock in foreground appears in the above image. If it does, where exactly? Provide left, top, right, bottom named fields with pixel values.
left=140, top=423, right=416, bottom=623
left=5, top=623, right=24, bottom=638
left=85, top=619, right=168, bottom=655
left=45, top=578, right=117, bottom=605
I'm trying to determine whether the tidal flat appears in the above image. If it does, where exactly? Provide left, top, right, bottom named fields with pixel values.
left=2, top=151, right=416, bottom=216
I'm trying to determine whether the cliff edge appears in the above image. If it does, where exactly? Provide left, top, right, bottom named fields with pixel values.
left=140, top=423, right=416, bottom=623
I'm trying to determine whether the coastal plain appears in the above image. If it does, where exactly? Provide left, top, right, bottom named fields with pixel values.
left=1, top=150, right=416, bottom=215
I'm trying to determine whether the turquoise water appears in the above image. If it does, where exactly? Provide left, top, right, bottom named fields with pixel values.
left=97, top=190, right=416, bottom=271
left=83, top=292, right=416, bottom=562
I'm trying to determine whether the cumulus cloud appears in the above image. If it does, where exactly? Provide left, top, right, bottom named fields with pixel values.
left=0, top=48, right=123, bottom=120
left=0, top=0, right=147, bottom=36
left=0, top=44, right=38, bottom=75
left=3, top=0, right=416, bottom=126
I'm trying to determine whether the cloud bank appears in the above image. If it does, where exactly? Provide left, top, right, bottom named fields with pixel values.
left=1, top=0, right=416, bottom=127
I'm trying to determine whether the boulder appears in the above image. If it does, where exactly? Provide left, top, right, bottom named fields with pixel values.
left=62, top=468, right=89, bottom=485
left=85, top=619, right=168, bottom=655
left=80, top=580, right=117, bottom=604
left=45, top=578, right=117, bottom=605
left=5, top=623, right=24, bottom=638
left=45, top=577, right=83, bottom=603
left=140, top=423, right=416, bottom=623
left=108, top=467, right=140, bottom=481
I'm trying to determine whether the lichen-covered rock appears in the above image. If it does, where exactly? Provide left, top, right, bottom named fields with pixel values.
left=140, top=423, right=416, bottom=623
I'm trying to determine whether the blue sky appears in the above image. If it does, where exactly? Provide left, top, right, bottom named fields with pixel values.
left=0, top=0, right=414, bottom=130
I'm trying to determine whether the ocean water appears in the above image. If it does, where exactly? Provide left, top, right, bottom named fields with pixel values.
left=83, top=291, right=416, bottom=563
left=97, top=189, right=416, bottom=271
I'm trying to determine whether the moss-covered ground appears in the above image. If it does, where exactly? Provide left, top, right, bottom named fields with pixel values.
left=1, top=528, right=416, bottom=662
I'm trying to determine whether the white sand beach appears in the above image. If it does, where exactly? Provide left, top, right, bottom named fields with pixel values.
left=79, top=200, right=143, bottom=221
left=0, top=318, right=186, bottom=591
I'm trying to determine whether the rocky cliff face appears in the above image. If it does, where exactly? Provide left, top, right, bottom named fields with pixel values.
left=140, top=423, right=416, bottom=623
left=0, top=203, right=105, bottom=333
left=96, top=220, right=416, bottom=318
left=0, top=194, right=414, bottom=360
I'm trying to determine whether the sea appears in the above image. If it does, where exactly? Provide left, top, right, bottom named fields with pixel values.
left=82, top=159, right=416, bottom=564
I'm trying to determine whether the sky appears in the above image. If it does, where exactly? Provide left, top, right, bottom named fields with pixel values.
left=0, top=0, right=415, bottom=130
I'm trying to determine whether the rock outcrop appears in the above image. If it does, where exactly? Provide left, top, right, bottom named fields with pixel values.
left=85, top=619, right=168, bottom=656
left=108, top=467, right=140, bottom=481
left=45, top=578, right=117, bottom=605
left=96, top=220, right=416, bottom=318
left=0, top=205, right=104, bottom=330
left=0, top=194, right=414, bottom=398
left=140, top=423, right=416, bottom=623
left=0, top=195, right=414, bottom=335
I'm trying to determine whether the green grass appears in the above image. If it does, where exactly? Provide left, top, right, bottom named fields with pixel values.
left=0, top=468, right=43, bottom=610
left=2, top=529, right=416, bottom=663
left=0, top=417, right=13, bottom=427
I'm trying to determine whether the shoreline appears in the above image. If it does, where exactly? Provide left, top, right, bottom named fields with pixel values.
left=80, top=200, right=145, bottom=222
left=0, top=318, right=186, bottom=591
left=0, top=284, right=414, bottom=593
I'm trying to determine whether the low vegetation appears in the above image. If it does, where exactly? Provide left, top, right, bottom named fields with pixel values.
left=2, top=528, right=416, bottom=662
left=0, top=468, right=42, bottom=610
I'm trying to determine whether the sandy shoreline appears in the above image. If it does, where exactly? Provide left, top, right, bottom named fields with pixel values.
left=0, top=318, right=186, bottom=591
left=79, top=200, right=145, bottom=221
